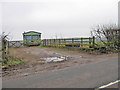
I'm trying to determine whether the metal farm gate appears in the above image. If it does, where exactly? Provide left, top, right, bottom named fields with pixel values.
left=8, top=41, right=23, bottom=47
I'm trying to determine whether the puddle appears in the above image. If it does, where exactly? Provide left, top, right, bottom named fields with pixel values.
left=40, top=56, right=68, bottom=63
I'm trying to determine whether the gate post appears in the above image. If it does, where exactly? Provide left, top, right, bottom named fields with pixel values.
left=93, top=36, right=95, bottom=47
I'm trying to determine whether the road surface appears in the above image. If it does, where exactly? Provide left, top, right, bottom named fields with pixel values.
left=3, top=56, right=118, bottom=88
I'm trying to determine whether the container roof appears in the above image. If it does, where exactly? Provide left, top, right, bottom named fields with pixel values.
left=23, top=31, right=41, bottom=34
left=23, top=31, right=41, bottom=36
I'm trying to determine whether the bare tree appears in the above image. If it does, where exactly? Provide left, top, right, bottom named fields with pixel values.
left=91, top=24, right=119, bottom=49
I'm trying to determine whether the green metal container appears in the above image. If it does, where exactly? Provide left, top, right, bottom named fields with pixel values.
left=23, top=31, right=41, bottom=46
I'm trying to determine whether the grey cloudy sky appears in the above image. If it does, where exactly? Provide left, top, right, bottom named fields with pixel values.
left=0, top=0, right=119, bottom=40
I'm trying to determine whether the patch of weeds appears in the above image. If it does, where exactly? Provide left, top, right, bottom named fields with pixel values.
left=1, top=56, right=23, bottom=71
left=111, top=49, right=120, bottom=53
left=2, top=56, right=23, bottom=66
left=7, top=56, right=22, bottom=65
left=2, top=58, right=8, bottom=65
left=8, top=59, right=21, bottom=65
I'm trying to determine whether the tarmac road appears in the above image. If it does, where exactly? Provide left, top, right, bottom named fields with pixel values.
left=2, top=56, right=118, bottom=88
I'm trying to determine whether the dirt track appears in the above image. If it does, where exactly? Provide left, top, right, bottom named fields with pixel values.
left=2, top=46, right=118, bottom=80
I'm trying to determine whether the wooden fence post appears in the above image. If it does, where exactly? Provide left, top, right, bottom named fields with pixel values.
left=89, top=37, right=91, bottom=47
left=72, top=38, right=74, bottom=47
left=2, top=39, right=5, bottom=60
left=50, top=39, right=51, bottom=46
left=93, top=36, right=95, bottom=47
left=58, top=39, right=60, bottom=47
left=2, top=39, right=8, bottom=61
left=64, top=39, right=66, bottom=47
left=6, top=40, right=8, bottom=56
left=54, top=39, right=55, bottom=47
left=47, top=39, right=48, bottom=46
left=81, top=38, right=83, bottom=47
left=44, top=39, right=46, bottom=46
left=49, top=39, right=50, bottom=46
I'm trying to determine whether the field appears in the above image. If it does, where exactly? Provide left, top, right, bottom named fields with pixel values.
left=2, top=46, right=117, bottom=80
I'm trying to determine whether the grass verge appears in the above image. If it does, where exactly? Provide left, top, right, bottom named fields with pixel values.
left=1, top=56, right=23, bottom=70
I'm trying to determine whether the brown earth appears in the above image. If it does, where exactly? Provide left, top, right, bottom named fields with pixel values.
left=2, top=46, right=118, bottom=81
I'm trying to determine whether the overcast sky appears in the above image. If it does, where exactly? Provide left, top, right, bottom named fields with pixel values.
left=0, top=0, right=119, bottom=40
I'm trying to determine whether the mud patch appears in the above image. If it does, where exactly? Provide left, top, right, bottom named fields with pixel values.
left=2, top=47, right=118, bottom=81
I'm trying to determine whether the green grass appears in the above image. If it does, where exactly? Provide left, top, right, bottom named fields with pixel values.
left=7, top=56, right=22, bottom=65
left=2, top=56, right=23, bottom=65
left=40, top=45, right=50, bottom=47
left=8, top=60, right=21, bottom=65
left=82, top=42, right=90, bottom=45
left=95, top=42, right=105, bottom=46
left=40, top=41, right=111, bottom=49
